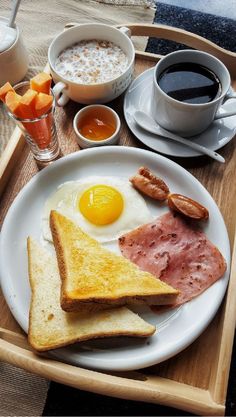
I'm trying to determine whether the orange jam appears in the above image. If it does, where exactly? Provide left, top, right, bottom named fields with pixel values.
left=78, top=107, right=116, bottom=141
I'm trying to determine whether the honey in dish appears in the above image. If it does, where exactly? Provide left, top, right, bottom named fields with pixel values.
left=78, top=107, right=116, bottom=141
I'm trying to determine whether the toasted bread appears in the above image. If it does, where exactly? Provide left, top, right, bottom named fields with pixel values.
left=27, top=238, right=156, bottom=351
left=50, top=210, right=179, bottom=312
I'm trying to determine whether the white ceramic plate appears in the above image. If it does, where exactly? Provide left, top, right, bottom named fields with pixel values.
left=0, top=146, right=230, bottom=371
left=124, top=67, right=236, bottom=158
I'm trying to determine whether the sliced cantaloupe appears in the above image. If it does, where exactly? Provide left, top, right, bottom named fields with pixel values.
left=4, top=74, right=53, bottom=150
left=6, top=89, right=38, bottom=119
left=35, top=92, right=53, bottom=117
left=30, top=72, right=52, bottom=95
left=0, top=82, right=15, bottom=103
left=5, top=91, right=41, bottom=143
left=35, top=92, right=53, bottom=148
left=5, top=91, right=22, bottom=117
left=20, top=89, right=38, bottom=118
left=21, top=90, right=52, bottom=149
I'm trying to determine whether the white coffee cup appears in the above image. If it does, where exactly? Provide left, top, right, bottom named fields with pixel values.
left=152, top=50, right=236, bottom=137
left=48, top=23, right=135, bottom=106
left=0, top=17, right=28, bottom=86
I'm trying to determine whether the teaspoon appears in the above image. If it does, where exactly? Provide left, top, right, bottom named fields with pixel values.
left=133, top=111, right=225, bottom=163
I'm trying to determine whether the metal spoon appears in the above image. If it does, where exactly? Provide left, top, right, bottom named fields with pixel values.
left=133, top=111, right=225, bottom=163
left=8, top=0, right=22, bottom=28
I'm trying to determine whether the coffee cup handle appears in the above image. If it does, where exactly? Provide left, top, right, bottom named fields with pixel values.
left=53, top=82, right=69, bottom=107
left=214, top=90, right=236, bottom=120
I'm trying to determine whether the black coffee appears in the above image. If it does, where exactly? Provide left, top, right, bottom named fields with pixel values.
left=157, top=62, right=221, bottom=104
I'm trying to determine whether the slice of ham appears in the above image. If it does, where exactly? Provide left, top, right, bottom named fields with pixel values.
left=119, top=212, right=226, bottom=308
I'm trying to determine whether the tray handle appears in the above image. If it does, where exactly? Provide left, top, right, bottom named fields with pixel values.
left=0, top=334, right=224, bottom=416
left=64, top=22, right=236, bottom=77
left=0, top=327, right=30, bottom=350
left=117, top=23, right=236, bottom=78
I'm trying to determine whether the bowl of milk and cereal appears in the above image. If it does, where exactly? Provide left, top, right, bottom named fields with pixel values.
left=48, top=23, right=135, bottom=105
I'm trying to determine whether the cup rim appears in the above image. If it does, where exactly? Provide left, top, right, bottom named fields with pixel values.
left=73, top=104, right=121, bottom=145
left=48, top=23, right=135, bottom=88
left=0, top=17, right=19, bottom=55
left=4, top=80, right=55, bottom=122
left=153, top=49, right=231, bottom=108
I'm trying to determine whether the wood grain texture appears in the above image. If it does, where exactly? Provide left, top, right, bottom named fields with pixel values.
left=0, top=338, right=225, bottom=416
left=1, top=24, right=236, bottom=416
left=0, top=128, right=25, bottom=197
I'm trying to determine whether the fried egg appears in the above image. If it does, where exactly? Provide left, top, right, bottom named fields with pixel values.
left=42, top=176, right=152, bottom=243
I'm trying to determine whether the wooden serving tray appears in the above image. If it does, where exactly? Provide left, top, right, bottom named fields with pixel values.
left=1, top=24, right=236, bottom=416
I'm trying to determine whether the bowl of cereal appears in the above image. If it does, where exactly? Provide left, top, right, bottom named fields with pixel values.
left=48, top=23, right=135, bottom=106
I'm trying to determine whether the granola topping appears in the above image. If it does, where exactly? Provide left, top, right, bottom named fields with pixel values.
left=55, top=40, right=128, bottom=84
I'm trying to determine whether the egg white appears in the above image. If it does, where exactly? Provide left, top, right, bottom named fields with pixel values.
left=42, top=176, right=152, bottom=243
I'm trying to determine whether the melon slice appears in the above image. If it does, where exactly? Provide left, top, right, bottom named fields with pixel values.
left=5, top=91, right=22, bottom=117
left=0, top=82, right=15, bottom=102
left=30, top=72, right=52, bottom=94
left=20, top=89, right=38, bottom=118
left=35, top=92, right=53, bottom=117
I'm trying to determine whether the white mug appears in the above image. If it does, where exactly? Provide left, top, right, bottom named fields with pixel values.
left=152, top=50, right=236, bottom=137
left=0, top=17, right=28, bottom=86
left=48, top=23, right=135, bottom=106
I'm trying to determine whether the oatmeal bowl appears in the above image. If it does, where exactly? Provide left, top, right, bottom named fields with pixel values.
left=48, top=23, right=135, bottom=105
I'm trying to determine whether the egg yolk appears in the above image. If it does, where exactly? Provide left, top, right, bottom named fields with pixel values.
left=78, top=185, right=124, bottom=225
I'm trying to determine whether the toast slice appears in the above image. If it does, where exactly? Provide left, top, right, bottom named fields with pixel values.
left=50, top=210, right=179, bottom=312
left=27, top=238, right=156, bottom=351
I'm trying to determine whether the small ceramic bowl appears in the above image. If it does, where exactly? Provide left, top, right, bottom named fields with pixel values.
left=73, top=104, right=121, bottom=149
left=48, top=23, right=135, bottom=105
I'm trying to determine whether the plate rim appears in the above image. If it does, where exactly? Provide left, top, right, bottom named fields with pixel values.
left=0, top=146, right=231, bottom=371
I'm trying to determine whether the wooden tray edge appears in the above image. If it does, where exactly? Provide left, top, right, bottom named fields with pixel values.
left=0, top=127, right=25, bottom=196
left=209, top=227, right=236, bottom=404
left=0, top=335, right=224, bottom=416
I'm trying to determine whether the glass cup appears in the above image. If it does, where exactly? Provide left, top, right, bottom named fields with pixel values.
left=5, top=81, right=60, bottom=162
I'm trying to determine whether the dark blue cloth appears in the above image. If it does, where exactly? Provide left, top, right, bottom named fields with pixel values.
left=146, top=3, right=236, bottom=54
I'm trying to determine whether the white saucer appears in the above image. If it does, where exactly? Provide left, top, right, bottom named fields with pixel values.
left=124, top=67, right=236, bottom=158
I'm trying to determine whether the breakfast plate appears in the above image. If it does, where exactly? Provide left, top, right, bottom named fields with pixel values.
left=124, top=67, right=236, bottom=158
left=0, top=146, right=230, bottom=371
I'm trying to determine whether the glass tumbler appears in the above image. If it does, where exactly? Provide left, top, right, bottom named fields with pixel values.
left=5, top=81, right=60, bottom=162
